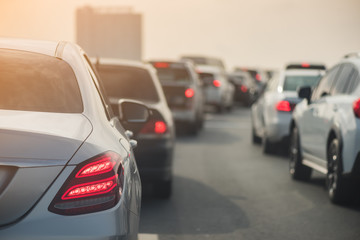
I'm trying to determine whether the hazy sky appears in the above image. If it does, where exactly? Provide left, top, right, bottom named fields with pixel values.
left=0, top=0, right=360, bottom=69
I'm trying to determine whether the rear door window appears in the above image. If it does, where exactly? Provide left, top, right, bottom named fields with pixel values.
left=311, top=65, right=340, bottom=101
left=0, top=49, right=83, bottom=113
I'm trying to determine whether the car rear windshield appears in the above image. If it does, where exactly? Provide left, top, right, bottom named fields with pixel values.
left=283, top=75, right=321, bottom=91
left=199, top=72, right=215, bottom=85
left=154, top=64, right=192, bottom=83
left=0, top=49, right=83, bottom=113
left=97, top=65, right=159, bottom=102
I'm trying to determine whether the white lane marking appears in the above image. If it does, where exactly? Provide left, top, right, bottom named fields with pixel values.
left=138, top=234, right=159, bottom=240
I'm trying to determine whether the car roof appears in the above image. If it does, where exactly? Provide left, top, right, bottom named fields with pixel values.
left=196, top=64, right=222, bottom=74
left=0, top=38, right=76, bottom=59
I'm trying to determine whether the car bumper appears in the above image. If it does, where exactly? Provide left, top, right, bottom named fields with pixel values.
left=171, top=109, right=196, bottom=123
left=134, top=136, right=174, bottom=182
left=265, top=112, right=292, bottom=143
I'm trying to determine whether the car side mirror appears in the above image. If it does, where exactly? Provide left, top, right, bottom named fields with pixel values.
left=118, top=99, right=149, bottom=123
left=298, top=86, right=312, bottom=104
left=118, top=99, right=150, bottom=136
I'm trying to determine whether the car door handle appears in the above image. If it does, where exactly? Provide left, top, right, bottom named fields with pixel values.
left=125, top=130, right=134, bottom=139
left=129, top=139, right=137, bottom=149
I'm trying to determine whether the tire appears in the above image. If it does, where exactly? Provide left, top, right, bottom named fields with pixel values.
left=326, top=138, right=353, bottom=204
left=262, top=133, right=276, bottom=154
left=289, top=126, right=312, bottom=180
left=154, top=180, right=172, bottom=199
left=252, top=126, right=261, bottom=144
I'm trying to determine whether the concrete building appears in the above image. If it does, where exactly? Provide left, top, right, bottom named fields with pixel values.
left=76, top=6, right=142, bottom=60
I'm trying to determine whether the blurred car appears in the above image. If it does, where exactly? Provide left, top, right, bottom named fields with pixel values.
left=180, top=55, right=226, bottom=70
left=228, top=71, right=260, bottom=106
left=0, top=38, right=146, bottom=239
left=197, top=65, right=235, bottom=112
left=290, top=55, right=360, bottom=204
left=95, top=59, right=175, bottom=198
left=251, top=63, right=324, bottom=154
left=149, top=60, right=205, bottom=134
left=234, top=67, right=269, bottom=97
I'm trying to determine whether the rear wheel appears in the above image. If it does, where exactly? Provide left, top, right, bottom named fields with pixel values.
left=289, top=126, right=312, bottom=180
left=252, top=126, right=261, bottom=144
left=262, top=133, right=276, bottom=154
left=154, top=180, right=172, bottom=199
left=326, top=138, right=353, bottom=204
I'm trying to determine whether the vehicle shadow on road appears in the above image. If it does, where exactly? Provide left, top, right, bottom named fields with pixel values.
left=140, top=176, right=249, bottom=235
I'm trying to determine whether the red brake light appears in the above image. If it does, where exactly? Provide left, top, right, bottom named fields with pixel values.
left=49, top=151, right=123, bottom=215
left=240, top=85, right=248, bottom=93
left=185, top=88, right=194, bottom=98
left=154, top=62, right=169, bottom=68
left=213, top=79, right=221, bottom=87
left=155, top=121, right=167, bottom=134
left=140, top=120, right=167, bottom=135
left=276, top=100, right=291, bottom=112
left=353, top=98, right=360, bottom=118
left=255, top=74, right=262, bottom=81
left=301, top=62, right=310, bottom=68
left=62, top=175, right=117, bottom=200
left=76, top=157, right=115, bottom=178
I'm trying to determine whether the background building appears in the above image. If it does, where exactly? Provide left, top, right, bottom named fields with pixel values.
left=76, top=6, right=142, bottom=60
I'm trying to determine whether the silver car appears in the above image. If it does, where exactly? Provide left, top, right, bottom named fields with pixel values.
left=290, top=55, right=360, bottom=204
left=0, top=38, right=146, bottom=239
left=150, top=60, right=205, bottom=134
left=197, top=65, right=235, bottom=112
left=252, top=64, right=324, bottom=154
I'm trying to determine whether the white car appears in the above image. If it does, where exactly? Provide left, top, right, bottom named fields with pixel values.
left=252, top=64, right=324, bottom=154
left=290, top=55, right=360, bottom=204
left=197, top=65, right=235, bottom=112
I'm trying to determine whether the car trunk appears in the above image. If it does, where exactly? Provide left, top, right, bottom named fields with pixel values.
left=0, top=111, right=92, bottom=226
left=161, top=82, right=193, bottom=109
left=282, top=91, right=304, bottom=111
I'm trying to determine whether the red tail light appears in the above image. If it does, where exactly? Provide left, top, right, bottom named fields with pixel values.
left=255, top=74, right=262, bottom=81
left=185, top=88, right=194, bottom=98
left=240, top=85, right=248, bottom=93
left=140, top=120, right=167, bottom=135
left=49, top=151, right=123, bottom=215
left=154, top=62, right=169, bottom=68
left=353, top=98, right=360, bottom=118
left=301, top=62, right=310, bottom=68
left=213, top=80, right=221, bottom=87
left=276, top=100, right=291, bottom=112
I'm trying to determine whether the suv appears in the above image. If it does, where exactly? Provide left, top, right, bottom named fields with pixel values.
left=150, top=60, right=205, bottom=134
left=95, top=59, right=175, bottom=198
left=290, top=56, right=360, bottom=204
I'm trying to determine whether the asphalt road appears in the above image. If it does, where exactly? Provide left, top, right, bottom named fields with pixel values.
left=139, top=106, right=360, bottom=240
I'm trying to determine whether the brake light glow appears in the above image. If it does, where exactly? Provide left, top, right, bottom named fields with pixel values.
left=155, top=121, right=167, bottom=134
left=154, top=62, right=169, bottom=68
left=62, top=175, right=117, bottom=200
left=240, top=85, right=248, bottom=93
left=301, top=62, right=310, bottom=68
left=185, top=88, right=194, bottom=98
left=276, top=100, right=291, bottom=112
left=49, top=151, right=123, bottom=215
left=255, top=74, right=262, bottom=81
left=76, top=157, right=115, bottom=178
left=353, top=98, right=360, bottom=118
left=213, top=80, right=221, bottom=87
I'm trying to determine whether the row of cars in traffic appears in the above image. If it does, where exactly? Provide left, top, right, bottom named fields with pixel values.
left=0, top=38, right=245, bottom=239
left=250, top=56, right=360, bottom=205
